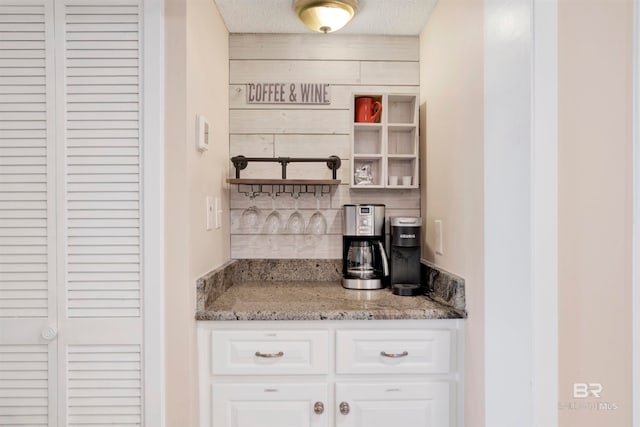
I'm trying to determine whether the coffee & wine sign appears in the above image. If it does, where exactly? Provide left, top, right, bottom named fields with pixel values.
left=246, top=82, right=331, bottom=105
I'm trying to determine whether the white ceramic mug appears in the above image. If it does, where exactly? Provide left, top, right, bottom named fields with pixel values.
left=402, top=176, right=412, bottom=186
left=389, top=175, right=398, bottom=186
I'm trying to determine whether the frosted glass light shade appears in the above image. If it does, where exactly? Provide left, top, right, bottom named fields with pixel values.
left=295, top=0, right=358, bottom=33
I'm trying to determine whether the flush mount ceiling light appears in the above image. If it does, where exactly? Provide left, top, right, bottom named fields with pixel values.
left=295, top=0, right=358, bottom=34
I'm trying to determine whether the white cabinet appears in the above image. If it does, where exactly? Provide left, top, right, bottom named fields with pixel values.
left=198, top=320, right=463, bottom=427
left=212, top=383, right=329, bottom=427
left=335, top=382, right=450, bottom=427
left=351, top=93, right=419, bottom=189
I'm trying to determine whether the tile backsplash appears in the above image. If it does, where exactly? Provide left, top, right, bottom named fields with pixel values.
left=229, top=34, right=421, bottom=259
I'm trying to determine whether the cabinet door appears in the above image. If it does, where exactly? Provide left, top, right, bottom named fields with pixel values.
left=212, top=383, right=329, bottom=427
left=335, top=382, right=450, bottom=427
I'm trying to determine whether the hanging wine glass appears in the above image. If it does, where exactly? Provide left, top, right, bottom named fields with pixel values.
left=286, top=196, right=305, bottom=234
left=262, top=194, right=282, bottom=234
left=240, top=194, right=262, bottom=233
left=306, top=194, right=327, bottom=235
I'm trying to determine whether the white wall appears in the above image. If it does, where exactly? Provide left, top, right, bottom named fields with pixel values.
left=419, top=0, right=485, bottom=425
left=187, top=0, right=231, bottom=279
left=229, top=34, right=421, bottom=259
left=423, top=1, right=636, bottom=426
left=558, top=0, right=634, bottom=425
left=164, top=0, right=229, bottom=425
left=160, top=2, right=637, bottom=427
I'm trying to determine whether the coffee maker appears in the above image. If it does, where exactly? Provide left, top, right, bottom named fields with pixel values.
left=389, top=217, right=422, bottom=296
left=342, top=204, right=389, bottom=289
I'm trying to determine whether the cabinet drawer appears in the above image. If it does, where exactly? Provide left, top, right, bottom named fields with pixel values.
left=211, top=330, right=329, bottom=375
left=336, top=329, right=451, bottom=374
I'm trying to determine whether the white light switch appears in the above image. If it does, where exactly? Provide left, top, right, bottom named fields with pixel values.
left=434, top=219, right=443, bottom=255
left=214, top=197, right=222, bottom=229
left=196, top=114, right=210, bottom=152
left=206, top=196, right=213, bottom=231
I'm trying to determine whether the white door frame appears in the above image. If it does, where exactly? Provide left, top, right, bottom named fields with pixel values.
left=141, top=0, right=164, bottom=425
left=486, top=0, right=638, bottom=425
left=484, top=0, right=534, bottom=423
left=531, top=0, right=559, bottom=425
left=484, top=0, right=558, bottom=425
left=633, top=0, right=640, bottom=425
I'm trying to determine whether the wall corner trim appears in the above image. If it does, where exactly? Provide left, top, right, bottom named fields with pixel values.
left=632, top=0, right=640, bottom=425
left=142, top=0, right=166, bottom=426
left=531, top=0, right=559, bottom=425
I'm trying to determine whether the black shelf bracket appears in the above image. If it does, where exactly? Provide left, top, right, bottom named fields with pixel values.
left=231, top=155, right=342, bottom=179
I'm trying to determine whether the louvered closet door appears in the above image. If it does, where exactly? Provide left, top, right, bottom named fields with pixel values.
left=0, top=1, right=57, bottom=426
left=0, top=2, right=145, bottom=425
left=55, top=1, right=143, bottom=426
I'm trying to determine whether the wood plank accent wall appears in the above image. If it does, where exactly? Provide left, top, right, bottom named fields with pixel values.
left=229, top=34, right=421, bottom=259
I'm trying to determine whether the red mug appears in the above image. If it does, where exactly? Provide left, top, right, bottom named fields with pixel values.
left=355, top=97, right=382, bottom=123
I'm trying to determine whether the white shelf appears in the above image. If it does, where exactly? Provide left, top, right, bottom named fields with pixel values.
left=352, top=183, right=385, bottom=189
left=354, top=122, right=383, bottom=128
left=353, top=126, right=382, bottom=156
left=387, top=154, right=417, bottom=159
left=353, top=157, right=383, bottom=186
left=350, top=93, right=419, bottom=189
left=388, top=123, right=416, bottom=129
left=354, top=154, right=383, bottom=159
left=388, top=95, right=417, bottom=124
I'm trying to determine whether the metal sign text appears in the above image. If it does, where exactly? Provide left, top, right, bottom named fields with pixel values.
left=246, top=82, right=331, bottom=104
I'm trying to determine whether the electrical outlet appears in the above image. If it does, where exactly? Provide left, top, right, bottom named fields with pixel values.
left=206, top=196, right=213, bottom=231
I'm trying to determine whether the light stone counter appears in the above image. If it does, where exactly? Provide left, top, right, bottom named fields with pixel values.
left=196, top=280, right=464, bottom=321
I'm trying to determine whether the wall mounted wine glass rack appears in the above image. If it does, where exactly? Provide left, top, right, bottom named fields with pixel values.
left=228, top=155, right=342, bottom=197
left=235, top=183, right=332, bottom=199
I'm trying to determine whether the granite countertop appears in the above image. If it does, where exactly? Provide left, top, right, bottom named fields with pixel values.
left=196, top=280, right=465, bottom=321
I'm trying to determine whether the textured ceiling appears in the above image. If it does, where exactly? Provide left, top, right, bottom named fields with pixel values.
left=213, top=0, right=438, bottom=35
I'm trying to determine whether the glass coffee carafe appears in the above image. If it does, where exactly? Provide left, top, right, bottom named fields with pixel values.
left=346, top=240, right=378, bottom=279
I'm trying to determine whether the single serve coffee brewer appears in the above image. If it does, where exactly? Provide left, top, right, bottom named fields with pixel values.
left=342, top=204, right=389, bottom=289
left=389, top=217, right=422, bottom=296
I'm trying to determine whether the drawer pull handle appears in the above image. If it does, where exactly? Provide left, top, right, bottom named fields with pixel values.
left=339, top=401, right=350, bottom=415
left=314, top=401, right=324, bottom=415
left=380, top=350, right=409, bottom=358
left=255, top=351, right=284, bottom=358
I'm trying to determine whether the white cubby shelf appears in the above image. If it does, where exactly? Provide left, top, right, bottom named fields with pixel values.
left=350, top=93, right=419, bottom=189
